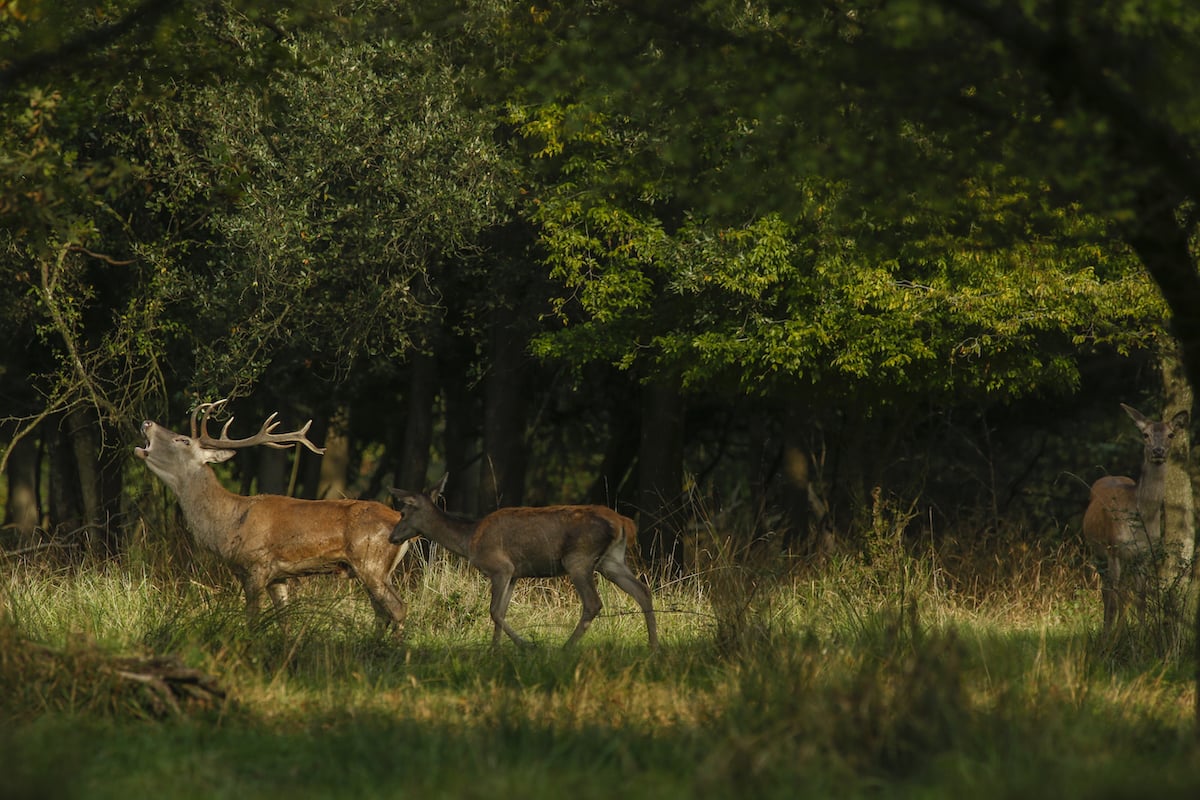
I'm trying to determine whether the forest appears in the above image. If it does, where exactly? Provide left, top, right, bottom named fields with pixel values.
left=3, top=2, right=1200, bottom=797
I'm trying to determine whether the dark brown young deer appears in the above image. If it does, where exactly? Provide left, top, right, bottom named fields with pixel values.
left=135, top=399, right=410, bottom=633
left=388, top=485, right=658, bottom=649
left=1082, top=403, right=1190, bottom=638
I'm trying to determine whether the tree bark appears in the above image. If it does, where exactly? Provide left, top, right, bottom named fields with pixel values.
left=440, top=341, right=482, bottom=517
left=297, top=413, right=331, bottom=499
left=4, top=429, right=42, bottom=544
left=1158, top=342, right=1196, bottom=654
left=253, top=448, right=289, bottom=496
left=586, top=409, right=640, bottom=508
left=398, top=351, right=437, bottom=494
left=47, top=412, right=84, bottom=543
left=637, top=373, right=685, bottom=568
left=68, top=406, right=106, bottom=550
left=317, top=412, right=351, bottom=500
left=478, top=304, right=530, bottom=511
left=1121, top=192, right=1200, bottom=725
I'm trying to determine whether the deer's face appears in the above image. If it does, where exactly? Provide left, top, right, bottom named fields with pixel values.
left=135, top=420, right=235, bottom=486
left=1127, top=407, right=1189, bottom=465
left=388, top=492, right=428, bottom=544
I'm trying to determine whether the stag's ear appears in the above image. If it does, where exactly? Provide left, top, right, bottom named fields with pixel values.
left=1121, top=403, right=1149, bottom=427
left=199, top=448, right=236, bottom=465
left=428, top=473, right=449, bottom=503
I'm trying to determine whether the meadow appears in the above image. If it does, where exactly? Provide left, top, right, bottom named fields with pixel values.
left=2, top=532, right=1198, bottom=800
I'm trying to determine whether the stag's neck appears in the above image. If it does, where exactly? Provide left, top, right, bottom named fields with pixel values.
left=171, top=467, right=250, bottom=557
left=419, top=508, right=477, bottom=559
left=1136, top=459, right=1168, bottom=539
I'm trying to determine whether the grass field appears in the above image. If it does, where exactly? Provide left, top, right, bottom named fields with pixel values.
left=2, top=538, right=1198, bottom=800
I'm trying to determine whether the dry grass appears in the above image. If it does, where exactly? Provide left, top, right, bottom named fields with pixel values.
left=1, top=521, right=1197, bottom=799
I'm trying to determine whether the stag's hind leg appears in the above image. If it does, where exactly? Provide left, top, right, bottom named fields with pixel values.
left=563, top=555, right=606, bottom=647
left=267, top=581, right=290, bottom=610
left=489, top=571, right=527, bottom=647
left=599, top=558, right=658, bottom=650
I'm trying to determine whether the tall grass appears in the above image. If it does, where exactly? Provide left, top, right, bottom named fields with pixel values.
left=2, top=515, right=1198, bottom=800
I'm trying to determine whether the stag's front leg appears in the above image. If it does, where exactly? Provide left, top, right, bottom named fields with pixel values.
left=360, top=574, right=408, bottom=638
left=239, top=569, right=270, bottom=631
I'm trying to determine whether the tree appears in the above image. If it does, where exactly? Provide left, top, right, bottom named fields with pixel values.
left=487, top=0, right=1200, bottom=706
left=501, top=49, right=1166, bottom=560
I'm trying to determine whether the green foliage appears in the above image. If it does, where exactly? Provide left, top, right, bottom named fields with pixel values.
left=112, top=5, right=515, bottom=394
left=501, top=3, right=1172, bottom=406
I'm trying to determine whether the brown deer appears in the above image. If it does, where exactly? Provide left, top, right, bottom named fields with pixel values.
left=135, top=399, right=410, bottom=633
left=388, top=484, right=658, bottom=649
left=1082, top=403, right=1189, bottom=638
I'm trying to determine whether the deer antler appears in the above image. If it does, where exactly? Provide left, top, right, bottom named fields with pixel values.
left=191, top=399, right=326, bottom=454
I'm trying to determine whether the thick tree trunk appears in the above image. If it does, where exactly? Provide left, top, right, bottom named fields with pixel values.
left=48, top=407, right=121, bottom=556
left=47, top=412, right=83, bottom=542
left=254, top=448, right=289, bottom=496
left=637, top=374, right=685, bottom=569
left=1158, top=343, right=1196, bottom=655
left=398, top=351, right=437, bottom=494
left=295, top=414, right=330, bottom=499
left=440, top=344, right=482, bottom=517
left=68, top=406, right=106, bottom=550
left=478, top=304, right=530, bottom=511
left=4, top=430, right=42, bottom=544
left=1122, top=187, right=1200, bottom=723
left=317, top=412, right=351, bottom=500
left=586, top=410, right=640, bottom=508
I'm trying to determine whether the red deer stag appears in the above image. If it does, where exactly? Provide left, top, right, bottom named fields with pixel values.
left=135, top=399, right=410, bottom=633
left=389, top=485, right=658, bottom=649
left=1082, top=403, right=1189, bottom=638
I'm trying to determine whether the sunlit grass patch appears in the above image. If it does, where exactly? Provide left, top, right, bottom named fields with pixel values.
left=1, top=525, right=1197, bottom=799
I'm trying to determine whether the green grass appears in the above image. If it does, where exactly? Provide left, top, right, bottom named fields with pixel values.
left=2, top=543, right=1198, bottom=800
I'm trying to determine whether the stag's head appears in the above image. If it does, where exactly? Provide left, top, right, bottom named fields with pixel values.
left=388, top=475, right=448, bottom=544
left=135, top=399, right=324, bottom=491
left=1121, top=403, right=1189, bottom=465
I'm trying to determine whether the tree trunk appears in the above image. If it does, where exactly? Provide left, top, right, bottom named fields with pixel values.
left=47, top=412, right=83, bottom=544
left=1121, top=185, right=1200, bottom=722
left=478, top=304, right=530, bottom=511
left=440, top=343, right=482, bottom=517
left=317, top=412, right=351, bottom=499
left=1158, top=342, right=1195, bottom=653
left=637, top=373, right=685, bottom=569
left=294, top=414, right=328, bottom=499
left=254, top=448, right=289, bottom=496
left=67, top=406, right=108, bottom=552
left=586, top=410, right=640, bottom=508
left=4, top=429, right=42, bottom=545
left=398, top=351, right=437, bottom=493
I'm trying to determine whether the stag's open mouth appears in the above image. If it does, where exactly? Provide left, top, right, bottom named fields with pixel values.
left=134, top=421, right=153, bottom=459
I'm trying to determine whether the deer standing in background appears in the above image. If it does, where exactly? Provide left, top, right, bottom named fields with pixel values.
left=135, top=399, right=410, bottom=633
left=389, top=483, right=658, bottom=649
left=1082, top=403, right=1190, bottom=638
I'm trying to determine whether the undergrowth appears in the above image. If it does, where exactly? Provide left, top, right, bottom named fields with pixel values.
left=1, top=520, right=1197, bottom=799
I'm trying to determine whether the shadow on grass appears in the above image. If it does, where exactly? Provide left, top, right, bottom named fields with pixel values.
left=6, top=588, right=1200, bottom=800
